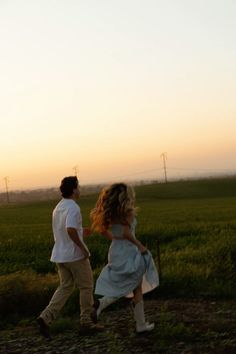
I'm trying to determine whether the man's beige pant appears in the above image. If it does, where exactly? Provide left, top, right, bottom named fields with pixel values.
left=40, top=258, right=93, bottom=325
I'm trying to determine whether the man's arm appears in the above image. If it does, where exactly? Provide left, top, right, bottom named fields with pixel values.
left=83, top=227, right=91, bottom=238
left=67, top=227, right=90, bottom=258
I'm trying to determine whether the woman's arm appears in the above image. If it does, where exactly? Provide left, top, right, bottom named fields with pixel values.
left=122, top=225, right=147, bottom=254
left=100, top=229, right=114, bottom=241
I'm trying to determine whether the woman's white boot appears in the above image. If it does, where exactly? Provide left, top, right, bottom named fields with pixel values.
left=92, top=297, right=118, bottom=323
left=133, top=300, right=155, bottom=333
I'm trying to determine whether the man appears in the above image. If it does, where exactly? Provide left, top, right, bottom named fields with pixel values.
left=37, top=176, right=102, bottom=339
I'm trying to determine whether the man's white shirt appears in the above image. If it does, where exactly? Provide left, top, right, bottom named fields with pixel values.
left=50, top=198, right=90, bottom=262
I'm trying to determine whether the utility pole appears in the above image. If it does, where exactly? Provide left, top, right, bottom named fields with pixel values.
left=3, top=176, right=10, bottom=203
left=160, top=152, right=168, bottom=183
left=72, top=165, right=79, bottom=178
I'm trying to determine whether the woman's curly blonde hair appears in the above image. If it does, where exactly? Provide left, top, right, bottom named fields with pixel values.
left=90, top=183, right=136, bottom=232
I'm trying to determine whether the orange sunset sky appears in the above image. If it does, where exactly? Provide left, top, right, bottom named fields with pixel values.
left=0, top=0, right=236, bottom=190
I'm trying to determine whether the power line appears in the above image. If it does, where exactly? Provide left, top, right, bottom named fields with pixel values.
left=168, top=167, right=236, bottom=171
left=83, top=165, right=236, bottom=185
left=113, top=168, right=163, bottom=178
left=83, top=168, right=164, bottom=184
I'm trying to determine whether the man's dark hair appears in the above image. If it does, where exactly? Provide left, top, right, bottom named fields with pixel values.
left=60, top=176, right=78, bottom=198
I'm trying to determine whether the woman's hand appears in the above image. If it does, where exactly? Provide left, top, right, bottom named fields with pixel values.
left=139, top=244, right=148, bottom=254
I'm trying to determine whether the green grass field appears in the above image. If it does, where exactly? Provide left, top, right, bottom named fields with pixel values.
left=0, top=177, right=236, bottom=325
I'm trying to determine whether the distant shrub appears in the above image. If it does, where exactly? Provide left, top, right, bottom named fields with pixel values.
left=0, top=271, right=57, bottom=327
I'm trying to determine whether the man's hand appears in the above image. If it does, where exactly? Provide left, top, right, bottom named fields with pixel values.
left=82, top=248, right=90, bottom=259
left=101, top=229, right=113, bottom=240
left=67, top=227, right=90, bottom=257
left=83, top=227, right=91, bottom=238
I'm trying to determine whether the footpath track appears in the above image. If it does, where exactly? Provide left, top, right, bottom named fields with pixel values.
left=0, top=299, right=236, bottom=354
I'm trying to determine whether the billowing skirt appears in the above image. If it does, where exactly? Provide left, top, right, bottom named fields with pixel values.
left=95, top=241, right=159, bottom=298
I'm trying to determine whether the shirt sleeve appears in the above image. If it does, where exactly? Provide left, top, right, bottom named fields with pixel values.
left=66, top=206, right=81, bottom=229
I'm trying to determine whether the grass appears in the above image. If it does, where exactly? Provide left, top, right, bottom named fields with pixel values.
left=0, top=176, right=236, bottom=324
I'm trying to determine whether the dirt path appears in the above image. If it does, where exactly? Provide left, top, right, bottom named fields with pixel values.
left=0, top=299, right=236, bottom=354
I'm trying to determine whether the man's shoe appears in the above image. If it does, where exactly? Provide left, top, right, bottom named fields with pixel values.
left=79, top=322, right=104, bottom=335
left=91, top=299, right=100, bottom=324
left=37, top=317, right=51, bottom=340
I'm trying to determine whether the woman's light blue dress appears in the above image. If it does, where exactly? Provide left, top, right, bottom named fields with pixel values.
left=95, top=218, right=159, bottom=298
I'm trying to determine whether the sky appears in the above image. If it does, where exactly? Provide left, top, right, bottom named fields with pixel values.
left=0, top=0, right=236, bottom=190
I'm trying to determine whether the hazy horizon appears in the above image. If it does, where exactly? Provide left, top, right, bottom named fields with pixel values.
left=1, top=0, right=236, bottom=191
left=2, top=171, right=236, bottom=194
